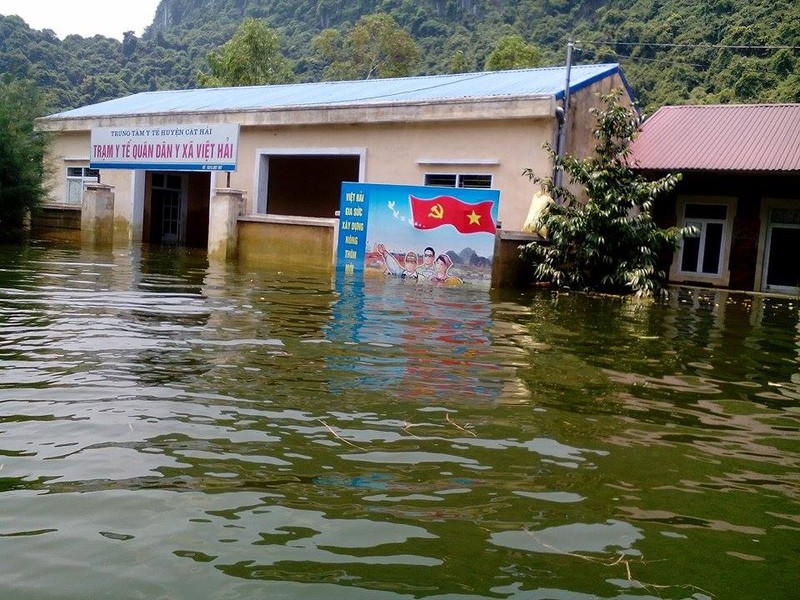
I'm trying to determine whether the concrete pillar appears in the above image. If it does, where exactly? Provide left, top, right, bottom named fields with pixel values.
left=490, top=230, right=542, bottom=288
left=81, top=183, right=115, bottom=246
left=208, top=188, right=245, bottom=261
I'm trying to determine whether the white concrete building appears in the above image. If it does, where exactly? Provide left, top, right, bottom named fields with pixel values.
left=36, top=64, right=633, bottom=263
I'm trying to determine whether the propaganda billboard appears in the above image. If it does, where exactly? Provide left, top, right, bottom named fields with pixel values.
left=336, top=182, right=500, bottom=287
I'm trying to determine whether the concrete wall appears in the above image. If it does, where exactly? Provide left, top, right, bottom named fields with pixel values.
left=102, top=169, right=136, bottom=236
left=30, top=205, right=82, bottom=242
left=236, top=117, right=557, bottom=231
left=565, top=72, right=633, bottom=161
left=31, top=205, right=81, bottom=230
left=491, top=231, right=543, bottom=288
left=238, top=215, right=337, bottom=272
left=40, top=98, right=561, bottom=237
left=556, top=72, right=635, bottom=204
left=236, top=216, right=539, bottom=288
left=81, top=183, right=115, bottom=246
left=44, top=131, right=91, bottom=203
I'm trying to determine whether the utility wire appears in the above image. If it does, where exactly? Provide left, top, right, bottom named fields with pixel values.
left=582, top=41, right=800, bottom=50
left=608, top=53, right=707, bottom=68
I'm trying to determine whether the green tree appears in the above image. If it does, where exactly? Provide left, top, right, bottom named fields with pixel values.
left=0, top=78, right=48, bottom=242
left=4, top=1, right=800, bottom=113
left=484, top=34, right=541, bottom=71
left=313, top=13, right=420, bottom=80
left=449, top=49, right=469, bottom=73
left=197, top=18, right=295, bottom=87
left=521, top=91, right=686, bottom=299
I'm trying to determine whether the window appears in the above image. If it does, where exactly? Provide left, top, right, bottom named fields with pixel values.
left=680, top=203, right=727, bottom=275
left=672, top=197, right=736, bottom=286
left=152, top=172, right=183, bottom=190
left=65, top=166, right=99, bottom=204
left=424, top=173, right=492, bottom=189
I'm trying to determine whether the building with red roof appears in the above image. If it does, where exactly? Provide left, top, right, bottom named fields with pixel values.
left=630, top=104, right=800, bottom=294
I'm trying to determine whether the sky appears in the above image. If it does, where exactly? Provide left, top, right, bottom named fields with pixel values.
left=0, top=0, right=161, bottom=41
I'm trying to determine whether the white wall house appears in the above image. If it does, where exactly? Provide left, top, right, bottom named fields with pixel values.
left=36, top=64, right=634, bottom=252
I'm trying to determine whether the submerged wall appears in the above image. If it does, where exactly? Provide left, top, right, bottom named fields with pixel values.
left=31, top=205, right=81, bottom=231
left=237, top=215, right=337, bottom=272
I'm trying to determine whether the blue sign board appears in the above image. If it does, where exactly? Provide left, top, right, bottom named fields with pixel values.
left=90, top=124, right=239, bottom=171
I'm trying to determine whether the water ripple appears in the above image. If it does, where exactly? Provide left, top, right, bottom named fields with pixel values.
left=0, top=245, right=798, bottom=599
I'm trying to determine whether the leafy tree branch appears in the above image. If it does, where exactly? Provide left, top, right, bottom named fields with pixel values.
left=0, top=78, right=48, bottom=242
left=522, top=91, right=689, bottom=298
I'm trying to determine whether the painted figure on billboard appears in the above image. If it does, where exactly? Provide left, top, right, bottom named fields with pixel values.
left=402, top=252, right=419, bottom=279
left=418, top=247, right=436, bottom=280
left=430, top=253, right=463, bottom=285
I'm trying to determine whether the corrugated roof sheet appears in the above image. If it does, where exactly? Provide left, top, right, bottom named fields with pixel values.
left=43, top=63, right=626, bottom=121
left=630, top=104, right=800, bottom=172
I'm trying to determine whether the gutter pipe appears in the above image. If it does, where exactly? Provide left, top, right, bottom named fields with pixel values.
left=553, top=40, right=574, bottom=196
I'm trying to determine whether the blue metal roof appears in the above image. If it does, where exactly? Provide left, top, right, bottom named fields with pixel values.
left=44, top=63, right=628, bottom=120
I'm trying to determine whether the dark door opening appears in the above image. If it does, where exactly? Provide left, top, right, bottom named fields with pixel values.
left=266, top=155, right=360, bottom=218
left=149, top=173, right=183, bottom=245
left=144, top=171, right=210, bottom=248
left=765, top=226, right=800, bottom=289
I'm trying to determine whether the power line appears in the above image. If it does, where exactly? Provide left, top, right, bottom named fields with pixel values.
left=582, top=41, right=800, bottom=50
left=610, top=53, right=706, bottom=68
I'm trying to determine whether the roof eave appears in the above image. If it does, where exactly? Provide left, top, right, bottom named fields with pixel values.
left=35, top=94, right=558, bottom=132
left=632, top=165, right=800, bottom=175
left=554, top=64, right=637, bottom=109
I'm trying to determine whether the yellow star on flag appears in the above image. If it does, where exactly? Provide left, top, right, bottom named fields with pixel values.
left=467, top=210, right=482, bottom=226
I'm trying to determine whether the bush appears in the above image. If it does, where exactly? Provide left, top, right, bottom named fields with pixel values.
left=521, top=90, right=688, bottom=298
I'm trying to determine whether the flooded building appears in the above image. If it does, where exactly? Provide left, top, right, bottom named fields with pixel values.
left=631, top=104, right=800, bottom=295
left=35, top=63, right=633, bottom=275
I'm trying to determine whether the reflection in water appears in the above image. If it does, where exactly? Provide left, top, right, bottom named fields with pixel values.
left=327, top=275, right=512, bottom=405
left=0, top=243, right=798, bottom=599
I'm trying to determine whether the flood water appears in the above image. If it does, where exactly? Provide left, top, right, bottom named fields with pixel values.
left=1, top=242, right=798, bottom=600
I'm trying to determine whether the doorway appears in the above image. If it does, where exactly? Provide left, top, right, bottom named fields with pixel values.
left=150, top=173, right=186, bottom=245
left=762, top=207, right=800, bottom=293
left=144, top=171, right=210, bottom=248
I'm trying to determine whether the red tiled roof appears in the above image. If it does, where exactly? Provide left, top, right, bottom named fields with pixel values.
left=629, top=104, right=800, bottom=172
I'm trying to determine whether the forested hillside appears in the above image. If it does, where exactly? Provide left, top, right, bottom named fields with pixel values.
left=1, top=0, right=797, bottom=115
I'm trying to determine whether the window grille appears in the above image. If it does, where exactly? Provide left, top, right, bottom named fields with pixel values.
left=424, top=173, right=492, bottom=189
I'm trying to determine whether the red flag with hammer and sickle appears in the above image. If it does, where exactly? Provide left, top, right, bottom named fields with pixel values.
left=409, top=195, right=496, bottom=234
